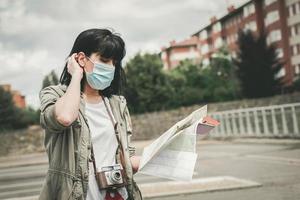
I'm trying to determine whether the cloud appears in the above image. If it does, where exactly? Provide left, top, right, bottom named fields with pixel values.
left=0, top=0, right=248, bottom=109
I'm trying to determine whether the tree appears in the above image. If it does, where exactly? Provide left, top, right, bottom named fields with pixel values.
left=167, top=59, right=205, bottom=107
left=203, top=46, right=241, bottom=102
left=42, top=70, right=59, bottom=89
left=234, top=30, right=283, bottom=98
left=124, top=53, right=173, bottom=113
left=0, top=87, right=18, bottom=130
left=0, top=87, right=40, bottom=131
left=293, top=75, right=300, bottom=91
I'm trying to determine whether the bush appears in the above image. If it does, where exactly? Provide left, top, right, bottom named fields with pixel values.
left=0, top=87, right=39, bottom=132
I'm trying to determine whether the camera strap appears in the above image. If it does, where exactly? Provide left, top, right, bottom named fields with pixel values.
left=89, top=95, right=127, bottom=178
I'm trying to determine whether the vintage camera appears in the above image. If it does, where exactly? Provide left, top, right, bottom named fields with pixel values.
left=95, top=164, right=127, bottom=190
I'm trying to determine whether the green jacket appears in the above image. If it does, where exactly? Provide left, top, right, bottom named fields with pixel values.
left=38, top=84, right=142, bottom=200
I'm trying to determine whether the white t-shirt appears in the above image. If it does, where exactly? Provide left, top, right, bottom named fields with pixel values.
left=85, top=97, right=128, bottom=200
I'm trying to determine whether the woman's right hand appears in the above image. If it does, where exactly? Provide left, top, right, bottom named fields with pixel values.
left=67, top=53, right=83, bottom=78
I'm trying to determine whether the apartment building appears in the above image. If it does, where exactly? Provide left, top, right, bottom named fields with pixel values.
left=0, top=84, right=26, bottom=109
left=287, top=0, right=300, bottom=82
left=160, top=36, right=201, bottom=70
left=160, top=0, right=300, bottom=86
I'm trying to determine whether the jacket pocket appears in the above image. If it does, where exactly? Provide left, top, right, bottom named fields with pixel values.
left=45, top=171, right=81, bottom=200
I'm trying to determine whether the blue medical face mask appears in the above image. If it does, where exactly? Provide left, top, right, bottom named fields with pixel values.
left=85, top=56, right=115, bottom=90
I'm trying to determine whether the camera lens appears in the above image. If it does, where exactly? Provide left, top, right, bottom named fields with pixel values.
left=113, top=171, right=121, bottom=180
left=110, top=171, right=121, bottom=183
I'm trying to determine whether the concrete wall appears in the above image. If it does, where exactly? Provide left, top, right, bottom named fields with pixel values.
left=130, top=92, right=300, bottom=140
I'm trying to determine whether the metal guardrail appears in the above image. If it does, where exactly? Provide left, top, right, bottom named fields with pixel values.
left=209, top=103, right=300, bottom=138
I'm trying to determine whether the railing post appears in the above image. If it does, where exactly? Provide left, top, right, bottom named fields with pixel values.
left=291, top=106, right=299, bottom=135
left=271, top=108, right=279, bottom=135
left=246, top=110, right=253, bottom=136
left=232, top=112, right=238, bottom=136
left=262, top=108, right=270, bottom=136
left=238, top=111, right=245, bottom=136
left=225, top=112, right=232, bottom=136
left=281, top=107, right=288, bottom=135
left=254, top=109, right=261, bottom=136
left=219, top=114, right=225, bottom=136
left=208, top=103, right=300, bottom=138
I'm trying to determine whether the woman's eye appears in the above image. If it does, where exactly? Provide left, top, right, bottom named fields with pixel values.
left=101, top=59, right=109, bottom=63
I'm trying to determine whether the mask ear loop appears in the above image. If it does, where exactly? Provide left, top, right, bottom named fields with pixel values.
left=86, top=56, right=95, bottom=64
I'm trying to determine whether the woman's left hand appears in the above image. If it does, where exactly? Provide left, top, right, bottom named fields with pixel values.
left=130, top=156, right=141, bottom=174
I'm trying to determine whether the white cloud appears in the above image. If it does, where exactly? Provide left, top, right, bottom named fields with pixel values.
left=0, top=0, right=248, bottom=109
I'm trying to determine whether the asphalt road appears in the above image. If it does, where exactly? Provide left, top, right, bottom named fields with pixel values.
left=0, top=138, right=299, bottom=200
left=146, top=139, right=300, bottom=200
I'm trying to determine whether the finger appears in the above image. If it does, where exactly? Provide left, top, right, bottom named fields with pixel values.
left=71, top=53, right=77, bottom=59
left=71, top=53, right=78, bottom=62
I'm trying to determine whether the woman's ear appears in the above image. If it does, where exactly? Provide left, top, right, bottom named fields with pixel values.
left=76, top=52, right=87, bottom=67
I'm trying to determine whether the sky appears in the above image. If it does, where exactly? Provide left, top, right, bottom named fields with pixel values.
left=0, top=0, right=248, bottom=109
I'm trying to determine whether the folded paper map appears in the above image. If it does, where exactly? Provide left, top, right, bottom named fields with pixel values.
left=137, top=105, right=220, bottom=181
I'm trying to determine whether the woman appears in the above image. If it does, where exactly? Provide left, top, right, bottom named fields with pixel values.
left=38, top=28, right=142, bottom=200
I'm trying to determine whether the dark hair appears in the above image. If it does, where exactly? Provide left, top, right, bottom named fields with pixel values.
left=59, top=28, right=126, bottom=97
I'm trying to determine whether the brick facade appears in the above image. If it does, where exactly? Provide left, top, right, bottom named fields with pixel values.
left=160, top=0, right=300, bottom=86
left=1, top=84, right=26, bottom=109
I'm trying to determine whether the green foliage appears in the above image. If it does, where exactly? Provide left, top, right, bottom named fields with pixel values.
left=42, top=70, right=59, bottom=89
left=293, top=75, right=300, bottom=91
left=0, top=87, right=39, bottom=132
left=0, top=87, right=18, bottom=130
left=124, top=50, right=241, bottom=114
left=167, top=59, right=205, bottom=107
left=202, top=47, right=241, bottom=102
left=17, top=106, right=40, bottom=127
left=124, top=53, right=172, bottom=113
left=234, top=30, right=283, bottom=98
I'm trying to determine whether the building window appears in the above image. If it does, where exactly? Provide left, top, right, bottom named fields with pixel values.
left=296, top=2, right=300, bottom=15
left=214, top=37, right=223, bottom=48
left=275, top=67, right=286, bottom=78
left=251, top=21, right=257, bottom=31
left=295, top=64, right=300, bottom=74
left=276, top=48, right=283, bottom=58
left=289, top=5, right=294, bottom=17
left=297, top=23, right=300, bottom=35
left=244, top=21, right=257, bottom=31
left=289, top=2, right=300, bottom=17
left=201, top=44, right=209, bottom=54
left=292, top=45, right=298, bottom=55
left=212, top=22, right=222, bottom=32
left=200, top=30, right=208, bottom=40
left=291, top=26, right=297, bottom=36
left=264, top=0, right=277, bottom=7
left=243, top=3, right=255, bottom=18
left=265, top=10, right=279, bottom=26
left=267, top=29, right=282, bottom=45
